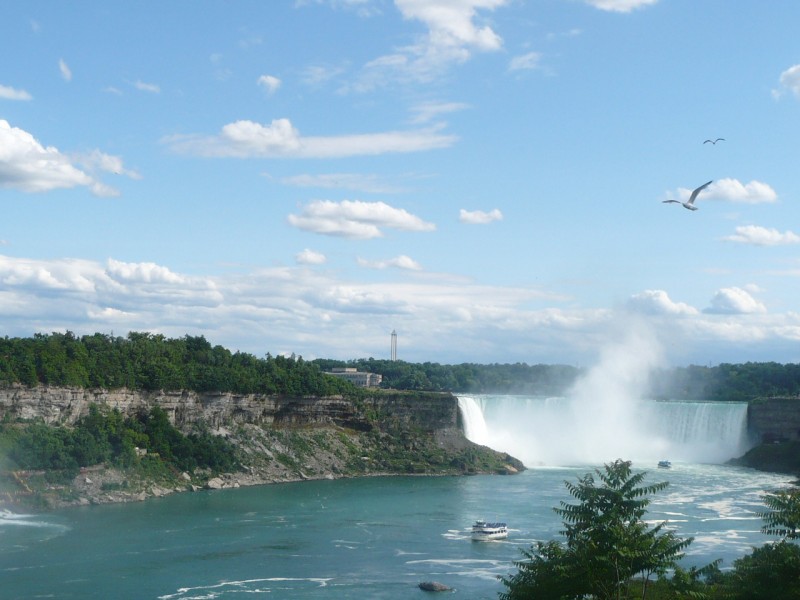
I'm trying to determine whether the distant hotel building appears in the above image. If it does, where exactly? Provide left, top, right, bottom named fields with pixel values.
left=326, top=367, right=383, bottom=388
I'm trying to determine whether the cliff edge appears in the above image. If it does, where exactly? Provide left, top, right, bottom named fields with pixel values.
left=0, top=385, right=524, bottom=508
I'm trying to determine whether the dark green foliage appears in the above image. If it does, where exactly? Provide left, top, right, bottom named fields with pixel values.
left=0, top=332, right=356, bottom=396
left=0, top=404, right=238, bottom=477
left=313, top=357, right=581, bottom=394
left=500, top=460, right=694, bottom=600
left=313, top=357, right=800, bottom=398
left=721, top=541, right=800, bottom=600
left=759, top=486, right=800, bottom=540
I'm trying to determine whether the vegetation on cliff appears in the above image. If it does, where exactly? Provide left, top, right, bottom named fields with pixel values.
left=2, top=331, right=799, bottom=401
left=314, top=357, right=800, bottom=400
left=0, top=331, right=357, bottom=396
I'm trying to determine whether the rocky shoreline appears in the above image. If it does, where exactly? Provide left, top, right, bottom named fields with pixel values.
left=5, top=420, right=524, bottom=510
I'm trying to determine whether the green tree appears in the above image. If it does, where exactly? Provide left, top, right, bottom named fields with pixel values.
left=724, top=541, right=800, bottom=600
left=500, top=460, right=693, bottom=600
left=759, top=486, right=800, bottom=540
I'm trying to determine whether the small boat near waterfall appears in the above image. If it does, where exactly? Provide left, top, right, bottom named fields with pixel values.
left=472, top=519, right=508, bottom=541
left=658, top=460, right=672, bottom=469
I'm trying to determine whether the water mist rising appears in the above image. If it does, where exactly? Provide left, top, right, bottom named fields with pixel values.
left=458, top=323, right=751, bottom=466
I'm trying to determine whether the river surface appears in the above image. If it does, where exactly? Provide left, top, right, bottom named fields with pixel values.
left=1, top=463, right=792, bottom=600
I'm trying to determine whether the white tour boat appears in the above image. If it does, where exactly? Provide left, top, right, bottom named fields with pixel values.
left=471, top=519, right=508, bottom=541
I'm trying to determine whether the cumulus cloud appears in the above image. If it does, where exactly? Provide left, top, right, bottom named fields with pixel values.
left=705, top=287, right=766, bottom=315
left=509, top=51, right=541, bottom=71
left=773, top=64, right=800, bottom=99
left=708, top=178, right=777, bottom=204
left=667, top=178, right=777, bottom=205
left=584, top=0, right=659, bottom=12
left=0, top=119, right=122, bottom=196
left=357, top=255, right=422, bottom=270
left=1, top=253, right=799, bottom=365
left=59, top=58, right=72, bottom=82
left=295, top=249, right=327, bottom=265
left=257, top=74, right=281, bottom=94
left=459, top=208, right=503, bottom=224
left=165, top=118, right=457, bottom=158
left=0, top=84, right=32, bottom=101
left=627, top=290, right=698, bottom=316
left=288, top=199, right=436, bottom=239
left=723, top=225, right=800, bottom=246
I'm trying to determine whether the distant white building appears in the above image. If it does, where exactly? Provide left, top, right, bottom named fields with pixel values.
left=326, top=367, right=383, bottom=388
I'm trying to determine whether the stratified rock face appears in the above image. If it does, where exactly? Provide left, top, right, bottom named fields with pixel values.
left=748, top=397, right=800, bottom=443
left=0, top=385, right=459, bottom=433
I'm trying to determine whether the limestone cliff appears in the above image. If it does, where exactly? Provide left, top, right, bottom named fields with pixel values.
left=0, top=385, right=458, bottom=433
left=0, top=385, right=524, bottom=508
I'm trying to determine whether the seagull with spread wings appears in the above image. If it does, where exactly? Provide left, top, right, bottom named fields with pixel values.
left=662, top=180, right=713, bottom=211
left=703, top=138, right=725, bottom=144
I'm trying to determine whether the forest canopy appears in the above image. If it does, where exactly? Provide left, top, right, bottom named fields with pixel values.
left=1, top=331, right=799, bottom=399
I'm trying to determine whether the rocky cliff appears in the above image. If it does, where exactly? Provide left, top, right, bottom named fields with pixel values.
left=0, top=385, right=458, bottom=434
left=0, top=385, right=523, bottom=508
left=748, top=396, right=800, bottom=443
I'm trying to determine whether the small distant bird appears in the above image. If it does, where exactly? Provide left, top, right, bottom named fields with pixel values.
left=703, top=138, right=725, bottom=144
left=662, top=180, right=713, bottom=211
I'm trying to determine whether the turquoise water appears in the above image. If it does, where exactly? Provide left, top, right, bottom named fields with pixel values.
left=1, top=464, right=792, bottom=599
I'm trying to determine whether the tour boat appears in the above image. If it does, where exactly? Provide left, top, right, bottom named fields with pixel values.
left=658, top=460, right=672, bottom=469
left=471, top=519, right=508, bottom=541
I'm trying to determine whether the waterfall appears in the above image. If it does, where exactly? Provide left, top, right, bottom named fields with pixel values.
left=457, top=395, right=752, bottom=467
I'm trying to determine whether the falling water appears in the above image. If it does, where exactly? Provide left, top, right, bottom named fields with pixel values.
left=457, top=395, right=752, bottom=467
left=458, top=321, right=752, bottom=467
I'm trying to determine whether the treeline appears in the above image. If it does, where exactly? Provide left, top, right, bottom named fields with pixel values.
left=650, top=362, right=800, bottom=402
left=313, top=357, right=800, bottom=400
left=1, top=332, right=799, bottom=400
left=0, top=332, right=356, bottom=396
left=1, top=404, right=238, bottom=480
left=312, top=358, right=581, bottom=394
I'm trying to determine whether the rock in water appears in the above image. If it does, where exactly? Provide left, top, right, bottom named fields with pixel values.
left=418, top=581, right=451, bottom=592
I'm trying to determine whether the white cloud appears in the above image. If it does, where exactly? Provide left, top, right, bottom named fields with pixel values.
left=1, top=253, right=799, bottom=365
left=396, top=0, right=506, bottom=51
left=257, top=74, right=281, bottom=94
left=280, top=173, right=403, bottom=194
left=59, top=58, right=72, bottom=82
left=667, top=178, right=777, bottom=206
left=134, top=80, right=160, bottom=93
left=288, top=199, right=436, bottom=239
left=583, top=0, right=659, bottom=12
left=349, top=0, right=507, bottom=90
left=773, top=64, right=800, bottom=99
left=0, top=119, right=120, bottom=196
left=0, top=84, right=32, bottom=101
left=357, top=255, right=422, bottom=270
left=705, top=287, right=766, bottom=315
left=74, top=149, right=141, bottom=180
left=106, top=259, right=187, bottom=285
left=165, top=118, right=457, bottom=158
left=459, top=208, right=503, bottom=224
left=723, top=225, right=800, bottom=246
left=409, top=101, right=469, bottom=124
left=509, top=51, right=541, bottom=71
left=627, top=290, right=698, bottom=316
left=296, top=249, right=327, bottom=265
left=707, top=178, right=777, bottom=204
left=301, top=63, right=348, bottom=86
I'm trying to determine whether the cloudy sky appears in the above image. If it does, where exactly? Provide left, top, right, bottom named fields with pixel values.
left=2, top=0, right=799, bottom=367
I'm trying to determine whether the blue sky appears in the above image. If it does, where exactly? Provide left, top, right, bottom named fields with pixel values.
left=2, top=0, right=799, bottom=367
